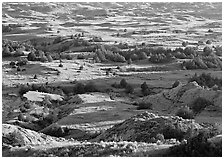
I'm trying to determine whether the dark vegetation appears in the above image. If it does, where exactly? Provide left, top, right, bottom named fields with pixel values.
left=188, top=73, right=222, bottom=89
left=2, top=24, right=24, bottom=33
left=141, top=82, right=152, bottom=96
left=166, top=130, right=222, bottom=157
left=190, top=97, right=212, bottom=115
left=111, top=79, right=135, bottom=94
left=19, top=81, right=98, bottom=97
left=3, top=36, right=221, bottom=70
left=136, top=102, right=153, bottom=110
left=175, top=106, right=194, bottom=119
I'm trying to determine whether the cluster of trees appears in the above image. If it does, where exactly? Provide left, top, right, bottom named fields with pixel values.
left=188, top=73, right=222, bottom=89
left=149, top=52, right=175, bottom=63
left=2, top=39, right=31, bottom=57
left=175, top=97, right=212, bottom=119
left=27, top=50, right=53, bottom=62
left=182, top=55, right=222, bottom=70
left=94, top=46, right=126, bottom=63
left=19, top=81, right=98, bottom=97
left=111, top=79, right=134, bottom=94
left=2, top=24, right=24, bottom=33
left=166, top=130, right=221, bottom=157
left=89, top=36, right=103, bottom=42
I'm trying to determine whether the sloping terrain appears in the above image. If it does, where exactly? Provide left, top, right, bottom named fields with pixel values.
left=2, top=2, right=222, bottom=157
left=137, top=81, right=222, bottom=113
left=3, top=112, right=221, bottom=157
left=94, top=111, right=202, bottom=142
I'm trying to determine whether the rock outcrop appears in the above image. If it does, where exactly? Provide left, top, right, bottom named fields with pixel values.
left=2, top=124, right=57, bottom=148
left=94, top=112, right=203, bottom=143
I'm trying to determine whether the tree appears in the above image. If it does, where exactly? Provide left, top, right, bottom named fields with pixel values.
left=190, top=97, right=212, bottom=115
left=96, top=49, right=106, bottom=62
left=125, top=84, right=134, bottom=94
left=214, top=46, right=222, bottom=56
left=27, top=52, right=37, bottom=61
left=115, top=53, right=126, bottom=62
left=85, top=82, right=97, bottom=92
left=182, top=41, right=188, bottom=47
left=46, top=54, right=53, bottom=62
left=93, top=56, right=101, bottom=63
left=141, top=82, right=148, bottom=91
left=40, top=56, right=48, bottom=63
left=175, top=106, right=194, bottom=119
left=75, top=82, right=85, bottom=94
left=203, top=46, right=213, bottom=56
left=138, top=52, right=148, bottom=60
left=127, top=58, right=132, bottom=65
left=14, top=49, right=24, bottom=57
left=120, top=79, right=128, bottom=88
left=2, top=46, right=11, bottom=57
left=172, top=80, right=180, bottom=88
left=206, top=40, right=212, bottom=45
left=131, top=53, right=138, bottom=61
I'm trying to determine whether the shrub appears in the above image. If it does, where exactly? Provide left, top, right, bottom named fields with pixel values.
left=96, top=49, right=106, bottom=62
left=2, top=46, right=12, bottom=57
left=156, top=133, right=165, bottom=142
left=163, top=123, right=184, bottom=141
left=111, top=82, right=121, bottom=88
left=61, top=86, right=74, bottom=95
left=40, top=56, right=48, bottom=62
left=182, top=41, right=188, bottom=47
left=175, top=106, right=194, bottom=119
left=203, top=46, right=213, bottom=56
left=137, top=102, right=152, bottom=110
left=18, top=113, right=26, bottom=121
left=127, top=58, right=132, bottom=65
left=18, top=85, right=30, bottom=96
left=77, top=54, right=85, bottom=59
left=125, top=84, right=134, bottom=94
left=190, top=97, right=212, bottom=115
left=93, top=56, right=101, bottom=63
left=34, top=74, right=37, bottom=79
left=166, top=130, right=222, bottom=157
left=9, top=61, right=16, bottom=66
left=184, top=47, right=196, bottom=56
left=46, top=54, right=53, bottom=62
left=130, top=54, right=139, bottom=61
left=138, top=52, right=148, bottom=60
left=27, top=52, right=37, bottom=61
left=172, top=80, right=180, bottom=88
left=188, top=73, right=222, bottom=89
left=206, top=40, right=212, bottom=44
left=214, top=46, right=222, bottom=56
left=141, top=82, right=149, bottom=91
left=14, top=49, right=24, bottom=57
left=141, top=82, right=151, bottom=96
left=79, top=65, right=84, bottom=70
left=75, top=82, right=85, bottom=94
left=142, top=88, right=151, bottom=96
left=53, top=36, right=62, bottom=44
left=120, top=79, right=128, bottom=88
left=84, top=82, right=97, bottom=92
left=16, top=57, right=28, bottom=66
